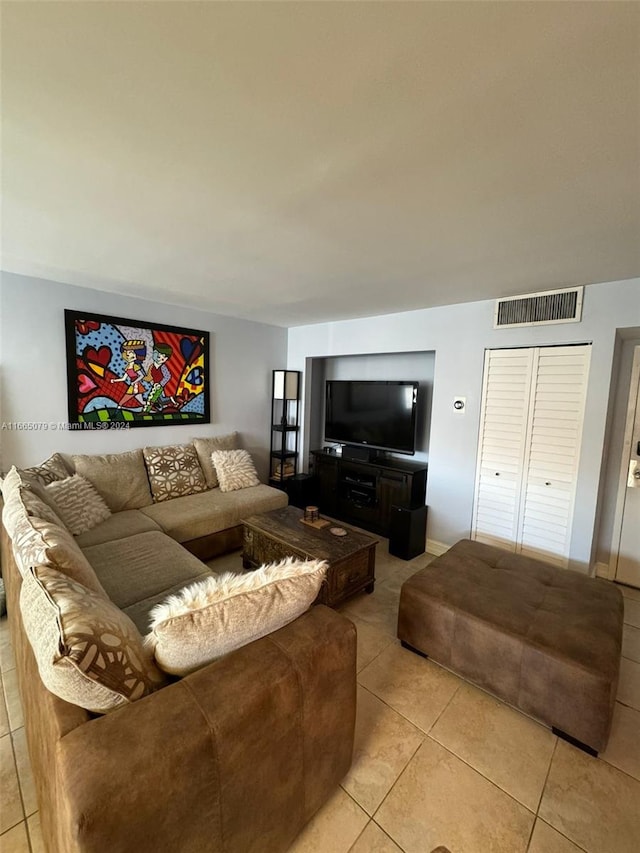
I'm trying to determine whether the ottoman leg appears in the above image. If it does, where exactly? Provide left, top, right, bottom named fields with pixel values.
left=400, top=640, right=429, bottom=659
left=552, top=727, right=598, bottom=758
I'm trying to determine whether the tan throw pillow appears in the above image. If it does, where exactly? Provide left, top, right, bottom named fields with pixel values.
left=72, top=450, right=153, bottom=512
left=2, top=477, right=106, bottom=595
left=21, top=487, right=67, bottom=529
left=146, top=557, right=327, bottom=675
left=143, top=444, right=207, bottom=503
left=193, top=432, right=239, bottom=488
left=210, top=449, right=260, bottom=493
left=2, top=466, right=67, bottom=529
left=20, top=566, right=165, bottom=713
left=21, top=452, right=70, bottom=486
left=46, top=474, right=112, bottom=535
left=0, top=466, right=22, bottom=503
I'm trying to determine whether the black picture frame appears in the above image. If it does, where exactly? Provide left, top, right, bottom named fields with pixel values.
left=64, top=309, right=210, bottom=428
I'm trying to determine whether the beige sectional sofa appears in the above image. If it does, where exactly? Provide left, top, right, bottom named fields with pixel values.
left=71, top=438, right=289, bottom=560
left=1, top=440, right=357, bottom=852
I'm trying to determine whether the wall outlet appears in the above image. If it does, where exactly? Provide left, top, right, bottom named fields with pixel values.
left=453, top=397, right=466, bottom=413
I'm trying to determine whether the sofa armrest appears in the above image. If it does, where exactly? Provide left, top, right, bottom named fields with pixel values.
left=54, top=605, right=356, bottom=853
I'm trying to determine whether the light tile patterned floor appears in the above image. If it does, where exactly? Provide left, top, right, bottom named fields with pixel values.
left=1, top=543, right=639, bottom=853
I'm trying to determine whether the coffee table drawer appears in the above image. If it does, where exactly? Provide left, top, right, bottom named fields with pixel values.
left=329, top=548, right=374, bottom=602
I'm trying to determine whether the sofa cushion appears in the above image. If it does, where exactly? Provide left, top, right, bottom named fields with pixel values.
left=138, top=484, right=288, bottom=542
left=193, top=432, right=239, bottom=488
left=2, top=465, right=66, bottom=530
left=122, top=571, right=214, bottom=634
left=21, top=452, right=70, bottom=486
left=142, top=444, right=207, bottom=503
left=72, top=450, right=153, bottom=512
left=14, top=515, right=106, bottom=595
left=211, top=449, right=260, bottom=493
left=46, top=474, right=112, bottom=535
left=75, top=510, right=162, bottom=548
left=82, top=531, right=210, bottom=609
left=2, top=473, right=106, bottom=595
left=2, top=471, right=68, bottom=530
left=21, top=488, right=67, bottom=528
left=0, top=465, right=21, bottom=504
left=146, top=557, right=327, bottom=675
left=20, top=565, right=165, bottom=714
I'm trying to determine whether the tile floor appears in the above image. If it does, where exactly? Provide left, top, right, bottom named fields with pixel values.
left=1, top=543, right=640, bottom=853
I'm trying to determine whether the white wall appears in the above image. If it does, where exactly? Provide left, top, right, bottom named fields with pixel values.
left=288, top=279, right=640, bottom=572
left=0, top=272, right=288, bottom=476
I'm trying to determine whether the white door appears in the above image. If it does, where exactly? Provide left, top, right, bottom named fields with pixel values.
left=472, top=344, right=591, bottom=566
left=472, top=348, right=534, bottom=550
left=517, top=346, right=591, bottom=567
left=613, top=346, right=640, bottom=588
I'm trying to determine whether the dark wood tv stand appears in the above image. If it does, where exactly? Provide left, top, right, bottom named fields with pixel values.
left=310, top=449, right=427, bottom=537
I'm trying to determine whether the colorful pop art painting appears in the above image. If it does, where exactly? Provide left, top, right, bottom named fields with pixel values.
left=65, top=310, right=210, bottom=427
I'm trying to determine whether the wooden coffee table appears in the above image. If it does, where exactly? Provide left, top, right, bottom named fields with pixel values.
left=242, top=505, right=378, bottom=607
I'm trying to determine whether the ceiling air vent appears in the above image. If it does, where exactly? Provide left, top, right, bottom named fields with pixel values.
left=494, top=286, right=583, bottom=329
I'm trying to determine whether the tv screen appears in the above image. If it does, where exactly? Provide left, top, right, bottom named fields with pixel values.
left=325, top=380, right=419, bottom=455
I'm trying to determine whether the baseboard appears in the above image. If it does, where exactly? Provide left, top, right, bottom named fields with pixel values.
left=426, top=539, right=450, bottom=557
left=595, top=561, right=611, bottom=580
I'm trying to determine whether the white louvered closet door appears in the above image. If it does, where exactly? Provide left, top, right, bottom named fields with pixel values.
left=472, top=344, right=591, bottom=567
left=517, top=345, right=591, bottom=566
left=472, top=348, right=535, bottom=550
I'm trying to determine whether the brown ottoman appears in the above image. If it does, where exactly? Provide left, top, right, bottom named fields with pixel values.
left=397, top=539, right=624, bottom=754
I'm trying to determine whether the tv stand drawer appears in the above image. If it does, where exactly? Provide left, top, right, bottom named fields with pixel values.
left=339, top=498, right=379, bottom=529
left=340, top=464, right=377, bottom=490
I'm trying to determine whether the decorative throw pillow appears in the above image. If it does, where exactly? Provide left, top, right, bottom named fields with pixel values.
left=193, top=432, right=239, bottom=488
left=21, top=452, right=70, bottom=486
left=46, top=474, right=112, bottom=535
left=0, top=466, right=21, bottom=503
left=20, top=566, right=165, bottom=713
left=210, top=449, right=260, bottom=493
left=3, top=466, right=67, bottom=528
left=143, top=444, right=207, bottom=503
left=21, top=487, right=67, bottom=529
left=1, top=468, right=42, bottom=537
left=147, top=557, right=327, bottom=675
left=2, top=471, right=106, bottom=595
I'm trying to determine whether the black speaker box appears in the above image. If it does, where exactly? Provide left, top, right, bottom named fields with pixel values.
left=341, top=445, right=375, bottom=463
left=389, top=504, right=428, bottom=561
left=285, top=474, right=318, bottom=510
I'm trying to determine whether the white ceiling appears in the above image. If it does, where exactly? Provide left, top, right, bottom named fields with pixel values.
left=2, top=1, right=639, bottom=327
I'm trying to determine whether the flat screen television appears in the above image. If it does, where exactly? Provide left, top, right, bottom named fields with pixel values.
left=324, top=380, right=419, bottom=456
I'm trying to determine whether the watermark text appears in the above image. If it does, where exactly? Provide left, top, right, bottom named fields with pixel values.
left=1, top=421, right=130, bottom=431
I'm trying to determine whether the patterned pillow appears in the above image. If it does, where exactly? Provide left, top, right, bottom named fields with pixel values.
left=210, top=449, right=260, bottom=493
left=147, top=557, right=327, bottom=675
left=1, top=467, right=66, bottom=528
left=20, top=566, right=165, bottom=713
left=21, top=487, right=67, bottom=529
left=143, top=444, right=207, bottom=503
left=21, top=452, right=70, bottom=486
left=2, top=470, right=106, bottom=595
left=192, top=432, right=239, bottom=488
left=46, top=475, right=112, bottom=535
